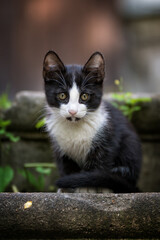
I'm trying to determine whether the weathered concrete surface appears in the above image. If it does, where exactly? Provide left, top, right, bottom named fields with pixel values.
left=138, top=142, right=160, bottom=192
left=0, top=193, right=159, bottom=239
left=2, top=91, right=45, bottom=132
left=132, top=94, right=160, bottom=134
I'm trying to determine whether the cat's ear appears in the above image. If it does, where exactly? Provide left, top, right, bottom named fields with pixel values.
left=83, top=52, right=105, bottom=82
left=43, top=51, right=65, bottom=80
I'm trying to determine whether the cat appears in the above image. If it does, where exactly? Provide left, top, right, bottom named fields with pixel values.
left=43, top=51, right=142, bottom=193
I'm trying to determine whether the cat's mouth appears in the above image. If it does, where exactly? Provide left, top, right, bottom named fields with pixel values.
left=66, top=117, right=81, bottom=122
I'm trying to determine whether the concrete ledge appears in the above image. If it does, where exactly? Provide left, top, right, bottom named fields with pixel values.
left=0, top=193, right=159, bottom=239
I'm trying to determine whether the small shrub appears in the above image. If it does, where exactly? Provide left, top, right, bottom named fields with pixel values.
left=111, top=78, right=151, bottom=120
left=0, top=92, right=20, bottom=142
left=19, top=163, right=56, bottom=191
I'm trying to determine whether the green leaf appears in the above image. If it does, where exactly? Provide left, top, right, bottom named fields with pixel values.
left=124, top=92, right=132, bottom=98
left=119, top=105, right=130, bottom=111
left=125, top=99, right=134, bottom=105
left=18, top=169, right=27, bottom=178
left=0, top=119, right=11, bottom=128
left=0, top=93, right=11, bottom=109
left=21, top=169, right=45, bottom=191
left=25, top=170, right=39, bottom=189
left=0, top=129, right=5, bottom=135
left=0, top=166, right=14, bottom=192
left=131, top=106, right=141, bottom=111
left=141, top=97, right=151, bottom=102
left=38, top=175, right=45, bottom=191
left=111, top=102, right=119, bottom=108
left=133, top=97, right=151, bottom=103
left=35, top=118, right=46, bottom=129
left=111, top=93, right=124, bottom=101
left=24, top=162, right=56, bottom=168
left=5, top=132, right=20, bottom=142
left=35, top=167, right=52, bottom=175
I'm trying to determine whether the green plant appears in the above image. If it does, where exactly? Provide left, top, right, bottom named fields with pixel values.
left=0, top=166, right=14, bottom=192
left=0, top=92, right=20, bottom=142
left=19, top=163, right=56, bottom=191
left=0, top=119, right=20, bottom=142
left=35, top=117, right=46, bottom=129
left=0, top=92, right=20, bottom=192
left=0, top=92, right=11, bottom=109
left=111, top=78, right=151, bottom=120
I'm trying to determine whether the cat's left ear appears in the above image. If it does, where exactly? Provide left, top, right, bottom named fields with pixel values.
left=83, top=52, right=105, bottom=82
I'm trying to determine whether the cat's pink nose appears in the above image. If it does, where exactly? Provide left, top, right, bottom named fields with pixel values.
left=69, top=109, right=77, bottom=116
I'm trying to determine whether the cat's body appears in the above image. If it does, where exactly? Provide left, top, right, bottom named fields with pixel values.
left=43, top=51, right=141, bottom=193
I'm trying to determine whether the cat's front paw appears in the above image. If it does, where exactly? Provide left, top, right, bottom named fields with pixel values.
left=57, top=188, right=63, bottom=193
left=57, top=188, right=75, bottom=193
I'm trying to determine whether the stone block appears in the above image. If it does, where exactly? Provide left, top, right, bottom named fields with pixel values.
left=3, top=91, right=45, bottom=131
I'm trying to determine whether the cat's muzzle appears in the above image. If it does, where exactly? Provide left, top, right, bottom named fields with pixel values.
left=66, top=117, right=81, bottom=122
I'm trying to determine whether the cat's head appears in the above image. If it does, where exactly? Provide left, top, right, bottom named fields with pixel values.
left=43, top=51, right=105, bottom=122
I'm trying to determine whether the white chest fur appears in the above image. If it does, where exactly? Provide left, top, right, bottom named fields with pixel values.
left=46, top=103, right=107, bottom=167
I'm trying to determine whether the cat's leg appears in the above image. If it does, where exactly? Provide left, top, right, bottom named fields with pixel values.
left=56, top=170, right=138, bottom=193
left=115, top=135, right=142, bottom=184
left=56, top=154, right=81, bottom=193
left=56, top=154, right=81, bottom=177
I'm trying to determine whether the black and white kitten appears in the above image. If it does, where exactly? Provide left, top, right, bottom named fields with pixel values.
left=43, top=51, right=141, bottom=193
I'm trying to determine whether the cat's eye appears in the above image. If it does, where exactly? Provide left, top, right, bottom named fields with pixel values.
left=58, top=93, right=67, bottom=100
left=81, top=93, right=89, bottom=101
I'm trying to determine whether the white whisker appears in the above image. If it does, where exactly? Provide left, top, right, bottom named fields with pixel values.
left=82, top=72, right=93, bottom=86
left=51, top=78, right=66, bottom=89
left=55, top=72, right=67, bottom=88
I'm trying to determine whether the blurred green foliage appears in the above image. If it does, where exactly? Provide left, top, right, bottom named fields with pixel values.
left=0, top=92, right=20, bottom=192
left=35, top=117, right=46, bottom=129
left=0, top=92, right=20, bottom=142
left=0, top=166, right=14, bottom=192
left=0, top=92, right=56, bottom=192
left=19, top=163, right=56, bottom=191
left=111, top=78, right=151, bottom=120
left=0, top=93, right=11, bottom=110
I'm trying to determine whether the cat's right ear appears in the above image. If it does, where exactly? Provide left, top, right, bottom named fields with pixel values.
left=43, top=51, right=65, bottom=81
left=83, top=52, right=105, bottom=83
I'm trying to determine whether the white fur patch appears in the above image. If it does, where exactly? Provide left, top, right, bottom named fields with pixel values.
left=60, top=83, right=87, bottom=119
left=46, top=101, right=108, bottom=167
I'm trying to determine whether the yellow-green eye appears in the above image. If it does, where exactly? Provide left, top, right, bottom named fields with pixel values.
left=58, top=93, right=67, bottom=100
left=81, top=93, right=89, bottom=101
